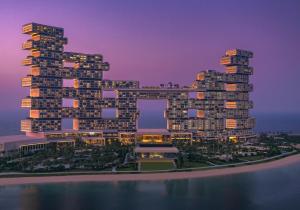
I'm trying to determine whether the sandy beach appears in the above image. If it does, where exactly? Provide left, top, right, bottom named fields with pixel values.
left=0, top=154, right=299, bottom=186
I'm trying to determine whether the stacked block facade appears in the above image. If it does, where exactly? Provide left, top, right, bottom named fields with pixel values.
left=221, top=49, right=255, bottom=139
left=21, top=23, right=255, bottom=142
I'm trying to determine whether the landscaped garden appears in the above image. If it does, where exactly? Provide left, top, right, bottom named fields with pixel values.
left=140, top=161, right=175, bottom=171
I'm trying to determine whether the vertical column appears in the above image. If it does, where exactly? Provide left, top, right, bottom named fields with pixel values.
left=221, top=49, right=255, bottom=142
left=166, top=92, right=189, bottom=132
left=21, top=23, right=67, bottom=133
left=191, top=70, right=225, bottom=140
left=117, top=90, right=137, bottom=132
left=64, top=52, right=108, bottom=130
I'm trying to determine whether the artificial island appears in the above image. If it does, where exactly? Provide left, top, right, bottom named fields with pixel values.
left=0, top=23, right=298, bottom=175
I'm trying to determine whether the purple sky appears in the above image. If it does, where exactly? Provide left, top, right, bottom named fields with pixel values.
left=0, top=0, right=299, bottom=113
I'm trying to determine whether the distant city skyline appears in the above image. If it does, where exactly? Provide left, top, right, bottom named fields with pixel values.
left=0, top=0, right=300, bottom=113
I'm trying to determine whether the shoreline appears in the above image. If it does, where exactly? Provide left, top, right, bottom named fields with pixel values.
left=0, top=153, right=299, bottom=186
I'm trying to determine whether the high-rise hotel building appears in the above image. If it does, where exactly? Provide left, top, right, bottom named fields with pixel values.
left=20, top=23, right=255, bottom=144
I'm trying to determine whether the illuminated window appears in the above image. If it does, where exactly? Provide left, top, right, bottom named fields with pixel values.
left=30, top=110, right=40, bottom=118
left=226, top=119, right=237, bottom=129
left=225, top=84, right=237, bottom=91
left=229, top=136, right=238, bottom=143
left=225, top=101, right=237, bottom=109
left=30, top=88, right=40, bottom=97
left=197, top=72, right=205, bottom=80
left=197, top=110, right=205, bottom=118
left=197, top=92, right=205, bottom=99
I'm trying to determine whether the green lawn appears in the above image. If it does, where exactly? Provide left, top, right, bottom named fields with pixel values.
left=239, top=155, right=265, bottom=162
left=183, top=161, right=210, bottom=168
left=209, top=160, right=228, bottom=165
left=140, top=162, right=175, bottom=171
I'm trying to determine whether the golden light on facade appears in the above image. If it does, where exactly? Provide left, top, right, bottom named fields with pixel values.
left=29, top=88, right=40, bottom=97
left=226, top=119, right=237, bottom=129
left=225, top=84, right=237, bottom=91
left=20, top=22, right=255, bottom=142
left=225, top=101, right=237, bottom=109
left=229, top=136, right=238, bottom=143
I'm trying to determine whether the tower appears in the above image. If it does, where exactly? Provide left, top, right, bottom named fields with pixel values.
left=21, top=23, right=67, bottom=132
left=221, top=49, right=255, bottom=141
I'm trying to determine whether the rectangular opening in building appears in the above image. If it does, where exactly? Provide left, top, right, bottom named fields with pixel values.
left=63, top=79, right=74, bottom=87
left=61, top=118, right=73, bottom=130
left=137, top=100, right=167, bottom=129
left=188, top=92, right=197, bottom=98
left=188, top=109, right=197, bottom=118
left=63, top=61, right=75, bottom=68
left=102, top=108, right=117, bottom=118
left=62, top=98, right=74, bottom=107
left=102, top=90, right=116, bottom=98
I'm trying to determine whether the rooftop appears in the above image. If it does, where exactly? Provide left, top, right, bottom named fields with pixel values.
left=0, top=135, right=46, bottom=144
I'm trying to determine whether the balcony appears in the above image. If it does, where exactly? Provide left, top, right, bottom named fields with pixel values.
left=21, top=98, right=32, bottom=108
left=22, top=57, right=33, bottom=66
left=21, top=119, right=32, bottom=132
left=31, top=51, right=41, bottom=57
left=30, top=67, right=41, bottom=76
left=225, top=49, right=253, bottom=58
left=21, top=77, right=32, bottom=87
left=30, top=88, right=40, bottom=97
left=226, top=101, right=253, bottom=109
left=220, top=56, right=249, bottom=66
left=225, top=101, right=237, bottom=109
left=22, top=23, right=33, bottom=34
left=226, top=119, right=237, bottom=129
left=30, top=110, right=40, bottom=118
left=22, top=23, right=64, bottom=37
left=225, top=84, right=237, bottom=91
left=225, top=66, right=253, bottom=75
left=225, top=83, right=253, bottom=92
left=22, top=41, right=33, bottom=50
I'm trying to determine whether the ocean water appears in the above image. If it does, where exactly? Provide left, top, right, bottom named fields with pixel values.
left=1, top=110, right=300, bottom=136
left=0, top=162, right=299, bottom=210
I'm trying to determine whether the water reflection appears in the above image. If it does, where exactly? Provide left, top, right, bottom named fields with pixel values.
left=0, top=163, right=299, bottom=210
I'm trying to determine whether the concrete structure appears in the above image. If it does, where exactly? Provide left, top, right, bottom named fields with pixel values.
left=135, top=146, right=179, bottom=163
left=20, top=22, right=255, bottom=144
left=0, top=135, right=74, bottom=156
left=135, top=145, right=179, bottom=162
left=0, top=23, right=257, bottom=155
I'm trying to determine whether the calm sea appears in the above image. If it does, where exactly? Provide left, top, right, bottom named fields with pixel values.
left=0, top=162, right=299, bottom=210
left=1, top=110, right=300, bottom=136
